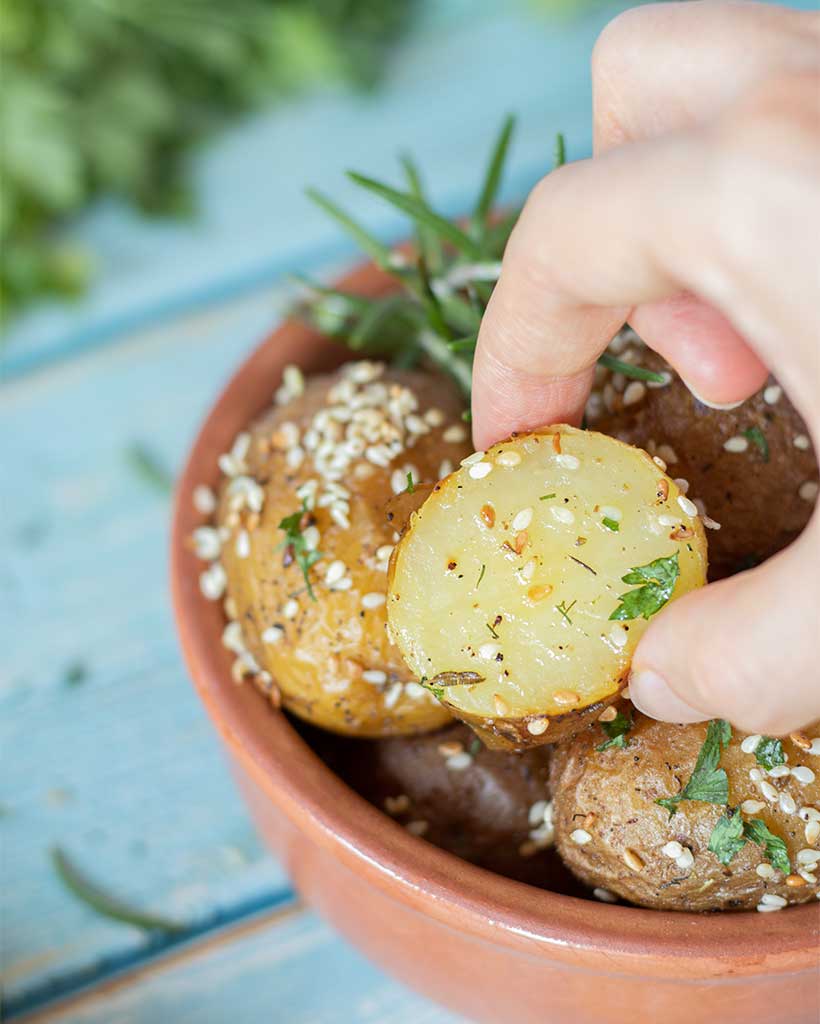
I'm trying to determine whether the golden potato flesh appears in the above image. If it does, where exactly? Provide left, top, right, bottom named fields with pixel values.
left=551, top=712, right=820, bottom=911
left=387, top=426, right=708, bottom=747
left=208, top=360, right=472, bottom=737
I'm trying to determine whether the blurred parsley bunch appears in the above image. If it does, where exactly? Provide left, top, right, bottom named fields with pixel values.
left=0, top=0, right=415, bottom=318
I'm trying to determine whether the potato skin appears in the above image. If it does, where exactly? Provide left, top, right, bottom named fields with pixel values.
left=591, top=347, right=818, bottom=579
left=315, top=722, right=581, bottom=890
left=551, top=711, right=820, bottom=911
left=218, top=364, right=471, bottom=736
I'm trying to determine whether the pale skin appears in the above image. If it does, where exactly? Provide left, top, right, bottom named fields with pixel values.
left=472, top=2, right=820, bottom=735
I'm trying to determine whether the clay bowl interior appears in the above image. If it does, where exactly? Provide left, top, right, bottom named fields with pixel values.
left=170, top=260, right=819, bottom=1024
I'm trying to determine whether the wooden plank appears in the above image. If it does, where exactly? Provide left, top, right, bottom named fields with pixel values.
left=22, top=909, right=465, bottom=1024
left=1, top=289, right=297, bottom=1010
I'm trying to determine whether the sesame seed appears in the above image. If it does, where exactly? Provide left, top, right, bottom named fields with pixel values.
left=623, top=848, right=645, bottom=872
left=571, top=829, right=592, bottom=845
left=779, top=792, right=798, bottom=815
left=609, top=624, right=629, bottom=649
left=593, top=887, right=618, bottom=903
left=555, top=453, right=581, bottom=470
left=383, top=682, right=403, bottom=709
left=553, top=689, right=580, bottom=706
left=599, top=706, right=618, bottom=723
left=805, top=821, right=820, bottom=844
left=362, top=592, right=386, bottom=610
left=404, top=682, right=429, bottom=700
left=199, top=563, right=227, bottom=600
left=512, top=507, right=534, bottom=531
left=390, top=468, right=408, bottom=494
left=439, top=459, right=454, bottom=478
left=446, top=751, right=474, bottom=771
left=405, top=820, right=429, bottom=837
left=424, top=408, right=445, bottom=427
left=283, top=599, right=299, bottom=620
left=677, top=495, right=698, bottom=517
left=600, top=505, right=622, bottom=522
left=443, top=425, right=468, bottom=444
left=658, top=514, right=679, bottom=527
left=262, top=625, right=284, bottom=645
left=794, top=434, right=811, bottom=451
left=799, top=481, right=819, bottom=502
left=703, top=514, right=722, bottom=530
left=478, top=642, right=500, bottom=660
left=791, top=732, right=812, bottom=751
left=800, top=869, right=818, bottom=885
left=235, top=530, right=250, bottom=559
left=302, top=525, right=320, bottom=551
left=723, top=435, right=749, bottom=453
left=760, top=781, right=779, bottom=802
left=763, top=384, right=782, bottom=405
left=469, top=461, right=492, bottom=480
left=325, top=560, right=346, bottom=586
left=652, top=456, right=667, bottom=472
left=334, top=577, right=353, bottom=591
left=756, top=903, right=784, bottom=913
left=769, top=764, right=791, bottom=778
left=749, top=768, right=763, bottom=782
left=495, top=450, right=522, bottom=467
left=221, top=621, right=244, bottom=653
left=529, top=800, right=549, bottom=827
left=792, top=766, right=816, bottom=785
left=676, top=848, right=695, bottom=871
left=756, top=863, right=776, bottom=879
left=623, top=381, right=646, bottom=406
left=527, top=718, right=549, bottom=736
left=741, top=734, right=763, bottom=754
left=493, top=693, right=511, bottom=716
left=551, top=506, right=575, bottom=525
left=193, top=485, right=216, bottom=515
left=800, top=806, right=820, bottom=822
left=192, top=526, right=222, bottom=560
left=662, top=841, right=683, bottom=859
left=438, top=741, right=464, bottom=757
left=384, top=794, right=410, bottom=816
left=810, top=739, right=820, bottom=756
left=797, top=849, right=820, bottom=866
left=761, top=893, right=788, bottom=908
left=527, top=584, right=553, bottom=603
left=674, top=477, right=690, bottom=494
left=405, top=414, right=429, bottom=436
left=520, top=559, right=537, bottom=581
left=376, top=545, right=394, bottom=563
left=461, top=450, right=485, bottom=466
left=362, top=669, right=387, bottom=686
left=657, top=444, right=678, bottom=464
left=741, top=800, right=766, bottom=814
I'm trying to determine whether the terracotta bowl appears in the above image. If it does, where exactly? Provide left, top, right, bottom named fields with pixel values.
left=170, top=260, right=820, bottom=1024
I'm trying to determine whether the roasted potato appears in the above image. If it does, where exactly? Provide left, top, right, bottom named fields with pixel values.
left=206, top=360, right=473, bottom=736
left=313, top=722, right=581, bottom=889
left=589, top=339, right=818, bottom=578
left=551, top=711, right=820, bottom=911
left=387, top=425, right=708, bottom=749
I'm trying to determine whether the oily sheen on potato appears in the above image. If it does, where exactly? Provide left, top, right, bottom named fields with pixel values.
left=387, top=426, right=708, bottom=747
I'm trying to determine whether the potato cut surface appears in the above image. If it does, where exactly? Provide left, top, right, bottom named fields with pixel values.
left=388, top=426, right=707, bottom=741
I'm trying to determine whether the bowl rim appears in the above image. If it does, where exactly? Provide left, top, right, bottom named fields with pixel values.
left=170, top=258, right=819, bottom=979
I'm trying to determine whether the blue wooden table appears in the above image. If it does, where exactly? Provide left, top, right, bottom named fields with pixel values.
left=4, top=2, right=803, bottom=1019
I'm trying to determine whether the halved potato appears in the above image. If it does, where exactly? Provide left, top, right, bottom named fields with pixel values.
left=387, top=426, right=708, bottom=748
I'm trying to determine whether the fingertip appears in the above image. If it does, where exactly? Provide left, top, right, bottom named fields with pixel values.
left=629, top=667, right=710, bottom=724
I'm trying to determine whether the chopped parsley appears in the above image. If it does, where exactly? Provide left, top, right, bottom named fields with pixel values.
left=596, top=711, right=632, bottom=751
left=555, top=599, right=577, bottom=625
left=754, top=736, right=785, bottom=771
left=708, top=809, right=790, bottom=874
left=602, top=516, right=620, bottom=532
left=461, top=409, right=472, bottom=423
left=539, top=493, right=556, bottom=501
left=744, top=426, right=770, bottom=462
left=277, top=500, right=322, bottom=601
left=610, top=552, right=680, bottom=621
left=405, top=471, right=416, bottom=494
left=469, top=737, right=482, bottom=758
left=657, top=719, right=731, bottom=816
left=476, top=563, right=486, bottom=588
left=486, top=621, right=500, bottom=639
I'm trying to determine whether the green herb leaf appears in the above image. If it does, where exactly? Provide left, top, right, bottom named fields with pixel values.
left=708, top=808, right=747, bottom=865
left=539, top=493, right=556, bottom=501
left=405, top=471, right=415, bottom=494
left=51, top=846, right=182, bottom=933
left=278, top=500, right=322, bottom=601
left=486, top=621, right=500, bottom=640
left=596, top=711, right=632, bottom=751
left=744, top=426, right=770, bottom=462
left=476, top=563, right=486, bottom=588
left=602, top=516, right=620, bottom=532
left=555, top=599, right=577, bottom=625
left=472, top=113, right=515, bottom=236
left=743, top=818, right=791, bottom=875
left=754, top=737, right=785, bottom=771
left=610, top=552, right=680, bottom=621
left=469, top=737, right=483, bottom=758
left=400, top=153, right=442, bottom=272
left=553, top=132, right=566, bottom=170
left=125, top=443, right=172, bottom=494
left=657, top=719, right=732, bottom=816
left=306, top=187, right=394, bottom=270
left=597, top=353, right=668, bottom=384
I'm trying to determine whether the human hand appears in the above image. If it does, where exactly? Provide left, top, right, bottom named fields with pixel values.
left=471, top=2, right=820, bottom=734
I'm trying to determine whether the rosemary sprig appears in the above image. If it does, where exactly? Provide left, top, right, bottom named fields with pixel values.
left=51, top=846, right=182, bottom=933
left=277, top=500, right=322, bottom=601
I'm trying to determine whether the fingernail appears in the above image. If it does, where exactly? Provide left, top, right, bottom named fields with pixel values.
left=629, top=669, right=709, bottom=724
left=681, top=378, right=745, bottom=411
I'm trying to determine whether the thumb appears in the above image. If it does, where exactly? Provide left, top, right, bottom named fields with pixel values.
left=629, top=518, right=820, bottom=736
